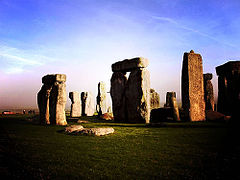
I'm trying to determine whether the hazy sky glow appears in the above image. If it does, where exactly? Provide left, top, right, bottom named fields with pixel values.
left=1, top=0, right=240, bottom=109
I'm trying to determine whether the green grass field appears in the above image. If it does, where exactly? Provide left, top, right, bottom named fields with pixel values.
left=0, top=115, right=239, bottom=179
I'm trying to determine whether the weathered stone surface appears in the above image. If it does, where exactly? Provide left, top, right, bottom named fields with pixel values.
left=181, top=50, right=205, bottom=121
left=49, top=80, right=67, bottom=125
left=37, top=84, right=52, bottom=124
left=150, top=89, right=160, bottom=110
left=125, top=68, right=150, bottom=123
left=100, top=113, right=114, bottom=121
left=204, top=73, right=214, bottom=111
left=65, top=125, right=84, bottom=133
left=216, top=61, right=240, bottom=120
left=69, top=91, right=81, bottom=117
left=170, top=96, right=180, bottom=121
left=96, top=82, right=107, bottom=115
left=76, top=127, right=114, bottom=136
left=165, top=92, right=176, bottom=107
left=81, top=92, right=95, bottom=116
left=112, top=57, right=149, bottom=72
left=110, top=72, right=127, bottom=122
left=37, top=74, right=67, bottom=125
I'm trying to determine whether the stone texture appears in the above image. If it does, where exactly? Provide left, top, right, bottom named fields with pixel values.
left=165, top=92, right=176, bottom=107
left=76, top=127, right=114, bottom=136
left=181, top=50, right=205, bottom=121
left=170, top=96, right=180, bottom=121
left=96, top=82, right=107, bottom=115
left=37, top=74, right=67, bottom=125
left=69, top=91, right=81, bottom=117
left=112, top=57, right=149, bottom=72
left=150, top=89, right=160, bottom=110
left=203, top=73, right=214, bottom=111
left=65, top=125, right=84, bottom=133
left=110, top=72, right=127, bottom=122
left=81, top=92, right=95, bottom=116
left=216, top=61, right=240, bottom=120
left=125, top=68, right=150, bottom=123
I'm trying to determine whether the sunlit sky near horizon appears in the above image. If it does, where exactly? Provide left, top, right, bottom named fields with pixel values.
left=0, top=0, right=240, bottom=109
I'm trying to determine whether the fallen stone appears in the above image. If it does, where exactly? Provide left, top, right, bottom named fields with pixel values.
left=77, top=120, right=90, bottom=124
left=65, top=125, right=84, bottom=133
left=76, top=127, right=114, bottom=136
left=206, top=110, right=231, bottom=122
left=100, top=113, right=114, bottom=121
left=112, top=57, right=149, bottom=72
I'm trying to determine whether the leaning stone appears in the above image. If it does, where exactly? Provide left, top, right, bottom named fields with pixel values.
left=150, top=89, right=160, bottom=110
left=125, top=68, right=150, bottom=123
left=165, top=92, right=176, bottom=107
left=112, top=57, right=149, bottom=72
left=69, top=91, right=81, bottom=117
left=204, top=73, right=214, bottom=111
left=65, top=125, right=84, bottom=133
left=81, top=92, right=95, bottom=116
left=170, top=96, right=180, bottom=121
left=96, top=82, right=107, bottom=115
left=76, top=127, right=114, bottom=136
left=110, top=72, right=127, bottom=122
left=181, top=50, right=205, bottom=121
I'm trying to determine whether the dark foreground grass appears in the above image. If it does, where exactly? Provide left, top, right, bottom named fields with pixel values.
left=0, top=115, right=239, bottom=179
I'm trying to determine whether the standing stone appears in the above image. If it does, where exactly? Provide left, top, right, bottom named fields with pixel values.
left=150, top=89, right=160, bottom=110
left=37, top=84, right=52, bottom=124
left=69, top=91, right=81, bottom=117
left=81, top=92, right=95, bottom=116
left=203, top=73, right=214, bottom=111
left=165, top=92, right=176, bottom=107
left=125, top=68, right=150, bottom=123
left=96, top=82, right=107, bottom=115
left=110, top=72, right=127, bottom=122
left=181, top=50, right=205, bottom=121
left=170, top=96, right=180, bottom=121
left=37, top=74, right=67, bottom=125
left=216, top=61, right=240, bottom=121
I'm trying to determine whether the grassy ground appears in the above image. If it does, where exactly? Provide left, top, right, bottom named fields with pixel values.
left=0, top=115, right=239, bottom=179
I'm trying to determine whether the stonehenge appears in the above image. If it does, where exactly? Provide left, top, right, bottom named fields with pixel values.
left=110, top=57, right=150, bottom=123
left=203, top=73, right=214, bottom=111
left=38, top=74, right=67, bottom=125
left=165, top=92, right=176, bottom=107
left=81, top=92, right=95, bottom=116
left=150, top=89, right=160, bottom=110
left=96, top=82, right=107, bottom=115
left=216, top=61, right=240, bottom=120
left=69, top=91, right=81, bottom=117
left=181, top=50, right=205, bottom=121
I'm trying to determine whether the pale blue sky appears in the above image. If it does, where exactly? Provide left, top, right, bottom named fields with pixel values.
left=0, top=0, right=240, bottom=109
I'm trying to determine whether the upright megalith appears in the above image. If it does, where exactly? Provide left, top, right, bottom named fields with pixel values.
left=69, top=91, right=81, bottom=117
left=150, top=89, right=160, bottom=110
left=203, top=73, right=214, bottom=111
left=110, top=72, right=127, bottom=122
left=216, top=61, right=240, bottom=120
left=165, top=92, right=176, bottom=107
left=96, top=82, right=107, bottom=115
left=170, top=96, right=180, bottom=121
left=181, top=50, right=205, bottom=121
left=37, top=74, right=67, bottom=125
left=110, top=57, right=150, bottom=123
left=81, top=92, right=95, bottom=116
